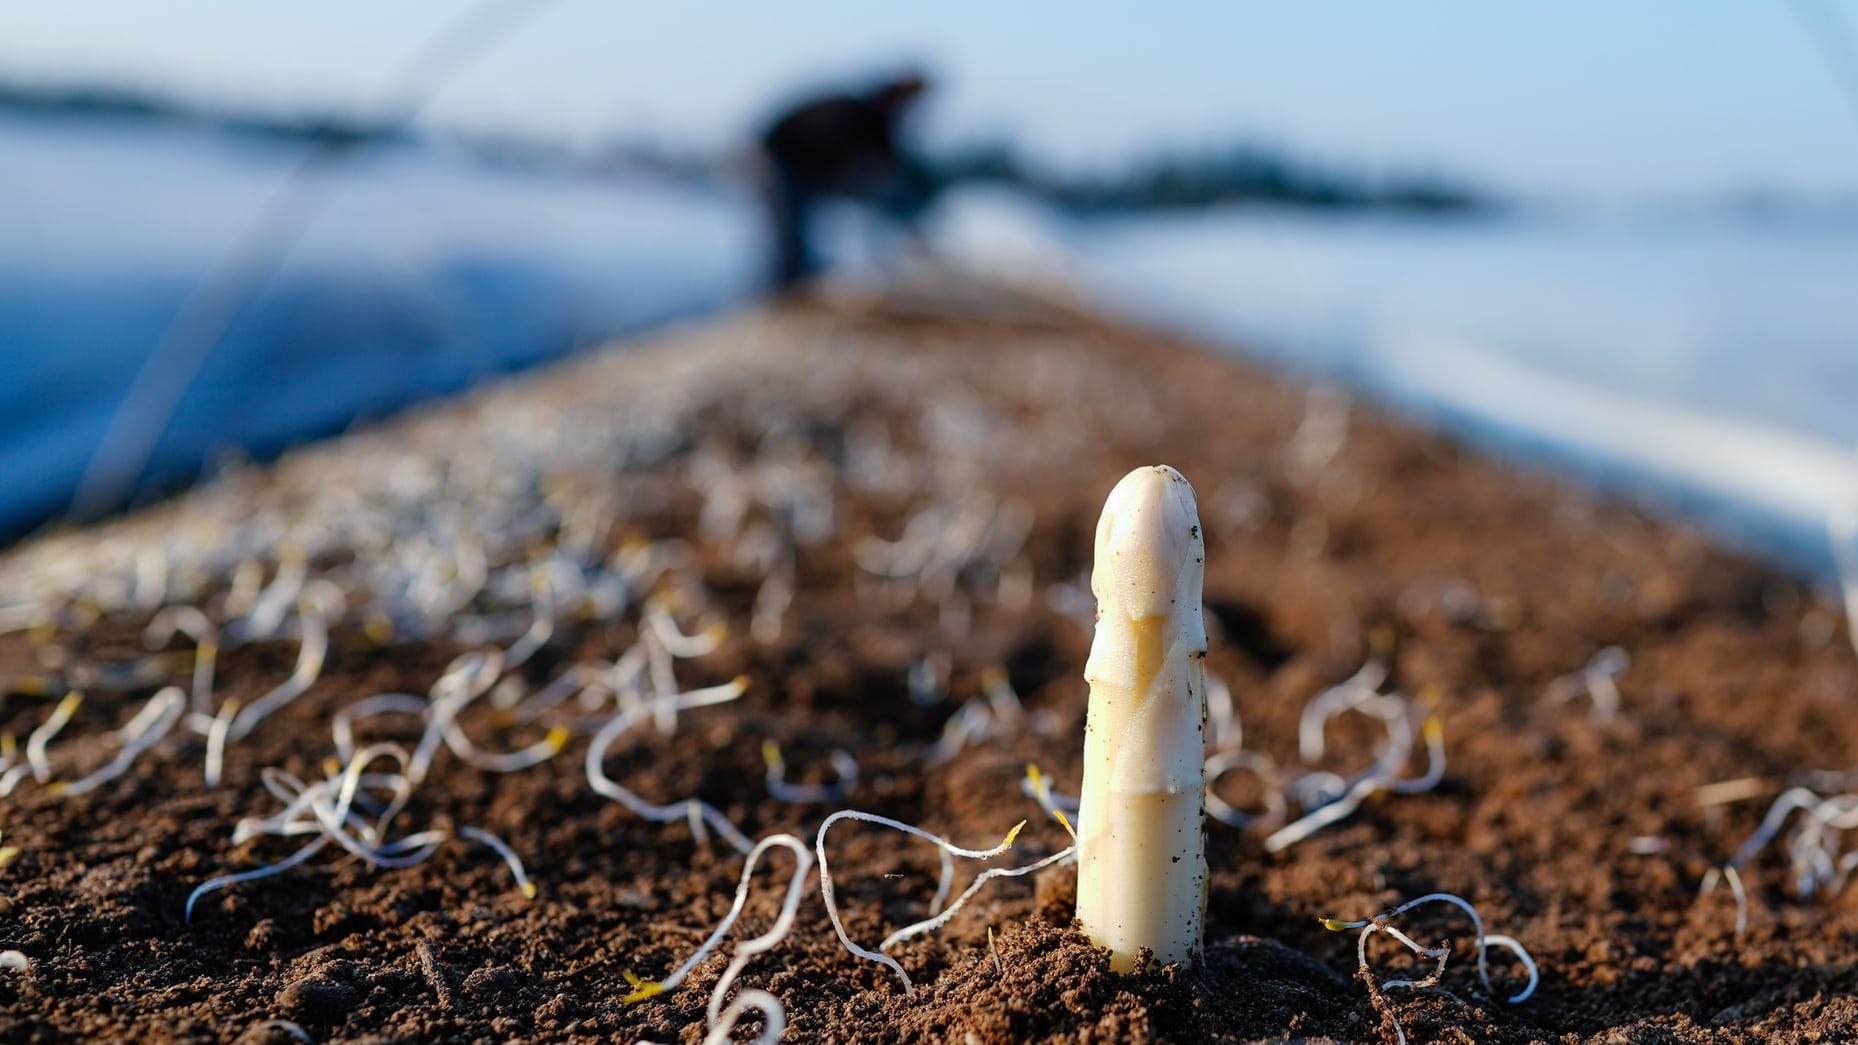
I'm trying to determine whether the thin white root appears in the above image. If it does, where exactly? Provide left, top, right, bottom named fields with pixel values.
left=1021, top=764, right=1080, bottom=824
left=189, top=744, right=536, bottom=921
left=620, top=834, right=812, bottom=1003
left=1724, top=786, right=1858, bottom=904
left=58, top=687, right=187, bottom=797
left=585, top=677, right=754, bottom=855
left=144, top=606, right=218, bottom=714
left=230, top=595, right=330, bottom=739
left=762, top=740, right=857, bottom=803
left=704, top=841, right=813, bottom=1030
left=1542, top=646, right=1629, bottom=724
left=501, top=569, right=555, bottom=670
left=750, top=569, right=793, bottom=645
left=26, top=692, right=83, bottom=783
left=1320, top=892, right=1539, bottom=1025
left=644, top=596, right=726, bottom=658
left=700, top=989, right=785, bottom=1045
left=1204, top=749, right=1286, bottom=829
left=879, top=846, right=1075, bottom=952
left=1265, top=715, right=1443, bottom=852
left=458, top=826, right=537, bottom=900
left=1700, top=864, right=1751, bottom=940
left=186, top=836, right=331, bottom=923
left=817, top=809, right=1060, bottom=993
left=203, top=698, right=241, bottom=788
left=332, top=694, right=429, bottom=764
left=1298, top=658, right=1391, bottom=764
left=1266, top=776, right=1379, bottom=853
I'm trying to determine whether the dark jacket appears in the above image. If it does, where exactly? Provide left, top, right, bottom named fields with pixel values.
left=759, top=77, right=923, bottom=197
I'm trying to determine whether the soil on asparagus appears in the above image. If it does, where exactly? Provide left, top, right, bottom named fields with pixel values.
left=3, top=281, right=1857, bottom=1044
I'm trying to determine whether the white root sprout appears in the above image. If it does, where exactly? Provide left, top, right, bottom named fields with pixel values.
left=1688, top=470, right=1858, bottom=937
left=816, top=810, right=1071, bottom=993
left=1264, top=678, right=1446, bottom=853
left=1702, top=784, right=1858, bottom=936
left=1542, top=646, right=1629, bottom=724
left=1699, top=864, right=1750, bottom=940
left=697, top=990, right=786, bottom=1045
left=186, top=744, right=533, bottom=922
left=619, top=831, right=812, bottom=1042
left=25, top=692, right=83, bottom=785
left=1019, top=648, right=1445, bottom=854
left=585, top=678, right=755, bottom=855
left=1204, top=748, right=1287, bottom=829
left=57, top=686, right=186, bottom=797
left=1320, top=892, right=1538, bottom=1045
left=144, top=607, right=219, bottom=715
left=762, top=740, right=858, bottom=804
left=229, top=593, right=332, bottom=739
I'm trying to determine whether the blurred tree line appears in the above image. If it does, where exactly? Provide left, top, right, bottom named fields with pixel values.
left=1, top=79, right=1487, bottom=215
left=909, top=138, right=1487, bottom=215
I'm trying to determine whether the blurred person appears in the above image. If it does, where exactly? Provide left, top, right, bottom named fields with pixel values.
left=756, top=70, right=932, bottom=290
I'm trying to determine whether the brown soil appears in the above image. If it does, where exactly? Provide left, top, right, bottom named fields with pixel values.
left=2, top=282, right=1856, bottom=1043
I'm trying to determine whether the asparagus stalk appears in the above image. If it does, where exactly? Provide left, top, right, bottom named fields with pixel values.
left=1075, top=465, right=1208, bottom=971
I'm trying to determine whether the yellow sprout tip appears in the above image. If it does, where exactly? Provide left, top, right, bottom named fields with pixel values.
left=1051, top=809, right=1077, bottom=841
left=1024, top=763, right=1044, bottom=787
left=1423, top=716, right=1444, bottom=742
left=982, top=666, right=1006, bottom=688
left=761, top=739, right=781, bottom=766
left=620, top=969, right=665, bottom=1003
left=363, top=616, right=394, bottom=644
left=1320, top=918, right=1353, bottom=932
left=45, top=783, right=67, bottom=796
left=323, top=757, right=342, bottom=777
left=1, top=735, right=15, bottom=758
left=1002, top=820, right=1027, bottom=848
left=56, top=693, right=83, bottom=714
left=544, top=726, right=571, bottom=752
left=520, top=883, right=538, bottom=900
left=1369, top=626, right=1396, bottom=658
left=730, top=675, right=751, bottom=691
left=0, top=847, right=17, bottom=867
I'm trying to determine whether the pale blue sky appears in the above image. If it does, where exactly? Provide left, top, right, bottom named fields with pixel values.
left=2, top=2, right=1855, bottom=201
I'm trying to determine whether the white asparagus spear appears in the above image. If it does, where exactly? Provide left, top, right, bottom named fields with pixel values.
left=1075, top=464, right=1209, bottom=971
